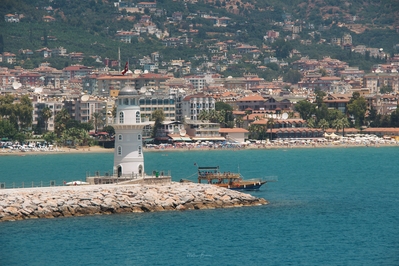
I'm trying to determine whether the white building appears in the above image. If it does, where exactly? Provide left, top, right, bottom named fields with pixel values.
left=182, top=93, right=216, bottom=121
left=112, top=86, right=148, bottom=178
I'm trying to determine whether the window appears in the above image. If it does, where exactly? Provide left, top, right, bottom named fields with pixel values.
left=124, top=98, right=129, bottom=105
left=119, top=112, right=124, bottom=124
left=138, top=145, right=142, bottom=155
left=138, top=134, right=141, bottom=140
left=117, top=146, right=122, bottom=156
left=118, top=134, right=122, bottom=141
left=138, top=165, right=143, bottom=174
left=136, top=111, right=140, bottom=123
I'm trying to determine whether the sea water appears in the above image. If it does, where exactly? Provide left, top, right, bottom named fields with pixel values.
left=0, top=147, right=398, bottom=265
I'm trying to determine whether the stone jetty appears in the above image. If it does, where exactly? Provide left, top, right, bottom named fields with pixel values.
left=0, top=182, right=268, bottom=222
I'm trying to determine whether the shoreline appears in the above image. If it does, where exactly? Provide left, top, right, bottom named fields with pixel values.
left=1, top=142, right=398, bottom=156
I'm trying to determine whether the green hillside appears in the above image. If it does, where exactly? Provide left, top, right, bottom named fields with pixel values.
left=1, top=0, right=399, bottom=72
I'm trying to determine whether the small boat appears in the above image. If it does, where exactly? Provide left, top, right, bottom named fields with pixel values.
left=196, top=166, right=270, bottom=190
left=65, top=181, right=90, bottom=186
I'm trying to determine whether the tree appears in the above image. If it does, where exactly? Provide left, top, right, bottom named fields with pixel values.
left=347, top=95, right=367, bottom=128
left=15, top=95, right=33, bottom=131
left=198, top=110, right=210, bottom=122
left=266, top=118, right=275, bottom=140
left=327, top=109, right=344, bottom=124
left=0, top=95, right=16, bottom=128
left=41, top=107, right=52, bottom=132
left=43, top=28, right=48, bottom=46
left=0, top=34, right=4, bottom=54
left=91, top=112, right=104, bottom=133
left=54, top=108, right=71, bottom=137
left=283, top=69, right=302, bottom=84
left=248, top=123, right=266, bottom=140
left=0, top=119, right=17, bottom=140
left=390, top=106, right=399, bottom=127
left=272, top=38, right=293, bottom=59
left=380, top=85, right=393, bottom=94
left=318, top=119, right=330, bottom=131
left=103, top=125, right=115, bottom=136
left=43, top=131, right=57, bottom=144
left=295, top=100, right=315, bottom=121
left=151, top=109, right=165, bottom=138
left=314, top=90, right=326, bottom=108
left=215, top=102, right=233, bottom=111
left=332, top=117, right=350, bottom=136
left=235, top=115, right=243, bottom=128
left=307, top=117, right=316, bottom=128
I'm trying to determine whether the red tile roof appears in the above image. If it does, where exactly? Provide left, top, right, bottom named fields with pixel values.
left=237, top=94, right=265, bottom=102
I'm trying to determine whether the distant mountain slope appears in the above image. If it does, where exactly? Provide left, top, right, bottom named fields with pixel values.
left=0, top=0, right=398, bottom=71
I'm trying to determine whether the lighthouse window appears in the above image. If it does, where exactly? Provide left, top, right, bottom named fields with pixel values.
left=124, top=98, right=129, bottom=105
left=136, top=111, right=140, bottom=123
left=118, top=134, right=122, bottom=141
left=138, top=134, right=141, bottom=140
left=117, top=146, right=122, bottom=156
left=119, top=112, right=124, bottom=124
left=138, top=145, right=142, bottom=155
left=131, top=98, right=136, bottom=105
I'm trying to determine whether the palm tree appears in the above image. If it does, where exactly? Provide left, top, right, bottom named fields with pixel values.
left=235, top=115, right=244, bottom=128
left=209, top=109, right=218, bottom=123
left=266, top=118, right=275, bottom=141
left=318, top=118, right=329, bottom=132
left=79, top=129, right=91, bottom=146
left=91, top=112, right=104, bottom=133
left=332, top=117, right=350, bottom=136
left=339, top=117, right=350, bottom=136
left=41, top=107, right=52, bottom=132
left=54, top=108, right=70, bottom=137
left=151, top=109, right=165, bottom=138
left=306, top=117, right=316, bottom=128
left=217, top=109, right=226, bottom=127
left=198, top=110, right=210, bottom=122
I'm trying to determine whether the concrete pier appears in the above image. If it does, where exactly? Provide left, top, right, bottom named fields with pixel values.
left=0, top=182, right=268, bottom=222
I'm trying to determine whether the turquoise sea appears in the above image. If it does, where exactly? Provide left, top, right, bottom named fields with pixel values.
left=1, top=147, right=399, bottom=265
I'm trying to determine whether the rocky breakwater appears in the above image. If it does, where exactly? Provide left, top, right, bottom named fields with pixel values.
left=0, top=182, right=268, bottom=222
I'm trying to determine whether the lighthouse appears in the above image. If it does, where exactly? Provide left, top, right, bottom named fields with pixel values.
left=112, top=85, right=147, bottom=178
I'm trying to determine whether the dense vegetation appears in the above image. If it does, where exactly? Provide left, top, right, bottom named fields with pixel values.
left=0, top=0, right=398, bottom=75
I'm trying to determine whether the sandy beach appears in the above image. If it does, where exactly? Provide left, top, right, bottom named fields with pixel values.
left=0, top=145, right=114, bottom=156
left=1, top=138, right=398, bottom=156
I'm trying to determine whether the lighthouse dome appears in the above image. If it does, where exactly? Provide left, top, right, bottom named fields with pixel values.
left=119, top=85, right=138, bottom=96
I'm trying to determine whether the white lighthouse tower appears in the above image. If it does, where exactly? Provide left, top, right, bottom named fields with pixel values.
left=112, top=85, right=146, bottom=178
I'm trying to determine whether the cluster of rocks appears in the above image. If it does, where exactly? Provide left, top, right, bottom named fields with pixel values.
left=0, top=182, right=268, bottom=222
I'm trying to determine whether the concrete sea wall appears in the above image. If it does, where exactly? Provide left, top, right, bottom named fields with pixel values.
left=0, top=182, right=268, bottom=222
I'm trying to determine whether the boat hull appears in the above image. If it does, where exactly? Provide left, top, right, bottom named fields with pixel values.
left=227, top=181, right=266, bottom=191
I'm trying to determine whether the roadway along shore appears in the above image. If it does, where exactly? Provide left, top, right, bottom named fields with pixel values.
left=0, top=182, right=268, bottom=222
